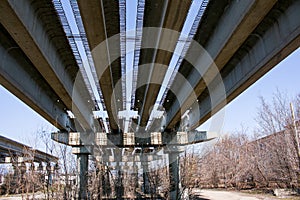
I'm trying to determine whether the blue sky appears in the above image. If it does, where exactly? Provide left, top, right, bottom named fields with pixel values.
left=0, top=85, right=54, bottom=147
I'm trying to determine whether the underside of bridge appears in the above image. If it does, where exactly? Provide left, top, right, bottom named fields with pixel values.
left=1, top=0, right=300, bottom=199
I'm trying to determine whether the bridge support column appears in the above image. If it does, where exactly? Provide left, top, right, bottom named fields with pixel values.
left=142, top=161, right=150, bottom=194
left=103, top=165, right=111, bottom=197
left=77, top=153, right=89, bottom=200
left=134, top=162, right=139, bottom=194
left=11, top=163, right=19, bottom=193
left=168, top=152, right=180, bottom=200
left=46, top=162, right=53, bottom=186
left=115, top=149, right=124, bottom=199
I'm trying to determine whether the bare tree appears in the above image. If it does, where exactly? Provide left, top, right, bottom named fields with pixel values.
left=36, top=126, right=76, bottom=199
left=254, top=90, right=300, bottom=189
left=255, top=89, right=293, bottom=136
left=194, top=90, right=300, bottom=193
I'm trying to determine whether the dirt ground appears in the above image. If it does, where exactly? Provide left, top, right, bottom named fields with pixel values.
left=0, top=192, right=44, bottom=200
left=192, top=189, right=260, bottom=200
left=191, top=189, right=300, bottom=200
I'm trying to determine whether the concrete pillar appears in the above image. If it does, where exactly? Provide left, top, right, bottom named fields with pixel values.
left=142, top=161, right=150, bottom=194
left=46, top=162, right=52, bottom=185
left=12, top=162, right=19, bottom=177
left=131, top=161, right=140, bottom=199
left=36, top=162, right=44, bottom=184
left=134, top=162, right=139, bottom=190
left=11, top=162, right=19, bottom=193
left=103, top=165, right=111, bottom=196
left=53, top=163, right=59, bottom=184
left=168, top=153, right=180, bottom=200
left=115, top=149, right=123, bottom=199
left=19, top=162, right=26, bottom=182
left=38, top=162, right=43, bottom=171
left=11, top=161, right=26, bottom=193
left=95, top=166, right=102, bottom=200
left=77, top=154, right=89, bottom=200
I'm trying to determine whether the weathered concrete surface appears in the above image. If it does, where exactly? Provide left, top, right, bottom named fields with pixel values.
left=188, top=0, right=300, bottom=130
left=164, top=0, right=277, bottom=130
left=134, top=0, right=191, bottom=128
left=78, top=0, right=122, bottom=131
left=163, top=0, right=300, bottom=131
left=0, top=0, right=94, bottom=131
left=0, top=24, right=73, bottom=131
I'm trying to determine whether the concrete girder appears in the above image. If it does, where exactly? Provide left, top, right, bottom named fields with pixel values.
left=162, top=0, right=277, bottom=130
left=78, top=0, right=123, bottom=131
left=0, top=0, right=96, bottom=132
left=0, top=25, right=74, bottom=131
left=187, top=0, right=300, bottom=129
left=0, top=135, right=58, bottom=164
left=77, top=0, right=105, bottom=51
left=134, top=0, right=191, bottom=128
left=33, top=149, right=59, bottom=163
left=133, top=0, right=169, bottom=125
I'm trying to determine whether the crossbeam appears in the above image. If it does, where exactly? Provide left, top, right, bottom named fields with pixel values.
left=93, top=154, right=163, bottom=163
left=51, top=131, right=216, bottom=148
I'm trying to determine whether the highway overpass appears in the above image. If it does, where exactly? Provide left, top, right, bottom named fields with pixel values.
left=0, top=135, right=58, bottom=170
left=0, top=0, right=300, bottom=199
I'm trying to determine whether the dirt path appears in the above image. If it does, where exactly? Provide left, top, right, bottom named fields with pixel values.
left=191, top=189, right=278, bottom=200
left=0, top=193, right=45, bottom=200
